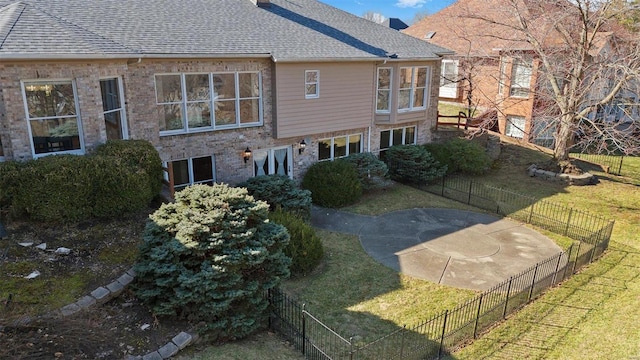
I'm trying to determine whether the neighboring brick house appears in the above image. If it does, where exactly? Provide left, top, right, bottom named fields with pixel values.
left=404, top=0, right=637, bottom=147
left=403, top=0, right=542, bottom=142
left=0, top=0, right=452, bottom=191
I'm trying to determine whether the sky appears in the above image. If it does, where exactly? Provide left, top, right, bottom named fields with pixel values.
left=320, top=0, right=456, bottom=25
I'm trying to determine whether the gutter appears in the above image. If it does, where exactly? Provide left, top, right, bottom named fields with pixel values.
left=272, top=56, right=443, bottom=63
left=0, top=53, right=273, bottom=61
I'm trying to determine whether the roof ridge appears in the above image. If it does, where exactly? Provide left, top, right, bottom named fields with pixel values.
left=30, top=3, right=139, bottom=54
left=0, top=1, right=25, bottom=49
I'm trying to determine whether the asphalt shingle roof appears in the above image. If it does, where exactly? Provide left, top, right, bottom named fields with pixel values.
left=0, top=0, right=453, bottom=61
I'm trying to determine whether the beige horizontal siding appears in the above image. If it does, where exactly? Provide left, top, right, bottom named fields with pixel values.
left=274, top=62, right=375, bottom=138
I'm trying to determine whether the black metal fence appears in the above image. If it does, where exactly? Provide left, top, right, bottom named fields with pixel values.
left=266, top=177, right=614, bottom=360
left=570, top=152, right=625, bottom=176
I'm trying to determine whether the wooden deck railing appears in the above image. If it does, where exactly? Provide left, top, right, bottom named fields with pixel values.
left=435, top=111, right=469, bottom=130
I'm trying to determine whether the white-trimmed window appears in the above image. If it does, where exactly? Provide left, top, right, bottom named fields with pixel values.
left=100, top=78, right=128, bottom=140
left=398, top=66, right=429, bottom=111
left=379, top=126, right=416, bottom=158
left=155, top=72, right=262, bottom=135
left=305, top=70, right=319, bottom=98
left=510, top=59, right=532, bottom=98
left=22, top=80, right=84, bottom=157
left=318, top=134, right=362, bottom=161
left=439, top=60, right=458, bottom=99
left=505, top=116, right=526, bottom=139
left=376, top=67, right=392, bottom=112
left=166, top=156, right=216, bottom=192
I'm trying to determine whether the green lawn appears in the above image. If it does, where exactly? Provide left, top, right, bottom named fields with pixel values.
left=191, top=143, right=640, bottom=359
left=448, top=155, right=640, bottom=360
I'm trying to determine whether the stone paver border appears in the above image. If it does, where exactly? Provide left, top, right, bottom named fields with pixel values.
left=51, top=267, right=198, bottom=359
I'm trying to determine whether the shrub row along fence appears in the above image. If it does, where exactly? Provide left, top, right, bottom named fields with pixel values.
left=266, top=176, right=614, bottom=360
left=570, top=152, right=625, bottom=176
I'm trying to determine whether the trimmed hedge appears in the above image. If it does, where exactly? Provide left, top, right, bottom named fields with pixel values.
left=94, top=139, right=163, bottom=197
left=424, top=138, right=492, bottom=175
left=0, top=140, right=161, bottom=223
left=301, top=160, right=362, bottom=208
left=269, top=209, right=324, bottom=276
left=342, top=152, right=391, bottom=192
left=239, top=175, right=312, bottom=221
left=384, top=145, right=447, bottom=184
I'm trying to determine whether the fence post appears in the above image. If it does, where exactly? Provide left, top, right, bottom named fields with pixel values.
left=572, top=241, right=582, bottom=274
left=528, top=263, right=539, bottom=301
left=441, top=176, right=446, bottom=197
left=400, top=325, right=406, bottom=358
left=589, top=240, right=598, bottom=263
left=503, top=277, right=513, bottom=319
left=473, top=293, right=484, bottom=339
left=618, top=156, right=624, bottom=175
left=267, top=288, right=272, bottom=330
left=551, top=253, right=563, bottom=285
left=562, top=244, right=573, bottom=281
left=528, top=202, right=535, bottom=224
left=438, top=310, right=449, bottom=359
left=349, top=336, right=354, bottom=360
left=302, top=304, right=306, bottom=355
left=564, top=208, right=574, bottom=236
left=467, top=180, right=473, bottom=205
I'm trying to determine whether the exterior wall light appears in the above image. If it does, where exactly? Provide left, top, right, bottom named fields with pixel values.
left=299, top=139, right=307, bottom=154
left=243, top=147, right=252, bottom=163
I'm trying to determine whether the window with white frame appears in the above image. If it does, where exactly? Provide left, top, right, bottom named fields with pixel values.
left=376, top=67, right=392, bottom=112
left=23, top=80, right=83, bottom=156
left=305, top=70, right=319, bottom=98
left=398, top=66, right=429, bottom=111
left=100, top=78, right=127, bottom=140
left=439, top=60, right=458, bottom=98
left=155, top=72, right=262, bottom=135
left=379, top=126, right=416, bottom=158
left=505, top=116, right=526, bottom=139
left=510, top=58, right=532, bottom=98
left=318, top=134, right=362, bottom=161
left=167, top=156, right=216, bottom=192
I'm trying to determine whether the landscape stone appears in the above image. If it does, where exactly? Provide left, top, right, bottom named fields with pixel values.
left=90, top=287, right=111, bottom=303
left=172, top=332, right=193, bottom=349
left=142, top=351, right=163, bottom=360
left=158, top=342, right=179, bottom=358
left=117, top=272, right=134, bottom=286
left=76, top=295, right=96, bottom=309
left=35, top=243, right=47, bottom=250
left=60, top=303, right=81, bottom=316
left=106, top=280, right=124, bottom=295
left=127, top=267, right=136, bottom=277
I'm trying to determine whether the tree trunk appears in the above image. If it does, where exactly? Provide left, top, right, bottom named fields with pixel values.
left=554, top=115, right=574, bottom=160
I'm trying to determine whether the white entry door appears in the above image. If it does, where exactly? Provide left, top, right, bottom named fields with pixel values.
left=253, top=146, right=293, bottom=179
left=439, top=60, right=458, bottom=99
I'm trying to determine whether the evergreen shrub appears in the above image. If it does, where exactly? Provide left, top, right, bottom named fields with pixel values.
left=269, top=209, right=323, bottom=276
left=134, top=184, right=291, bottom=339
left=342, top=152, right=391, bottom=191
left=0, top=140, right=161, bottom=222
left=94, top=139, right=163, bottom=196
left=301, top=160, right=362, bottom=208
left=385, top=145, right=447, bottom=184
left=239, top=175, right=312, bottom=221
left=424, top=138, right=492, bottom=175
